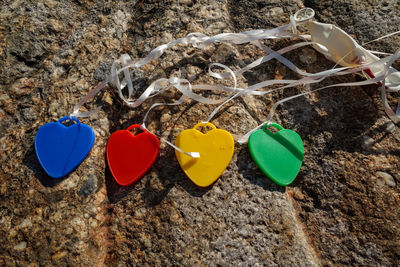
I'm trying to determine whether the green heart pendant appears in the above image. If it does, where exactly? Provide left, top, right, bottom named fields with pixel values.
left=248, top=123, right=304, bottom=186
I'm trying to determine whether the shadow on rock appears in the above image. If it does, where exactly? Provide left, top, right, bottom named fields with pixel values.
left=105, top=149, right=212, bottom=205
left=104, top=155, right=139, bottom=204
left=22, top=143, right=66, bottom=187
left=142, top=151, right=212, bottom=206
left=175, top=171, right=214, bottom=198
left=288, top=82, right=380, bottom=155
left=237, top=148, right=285, bottom=193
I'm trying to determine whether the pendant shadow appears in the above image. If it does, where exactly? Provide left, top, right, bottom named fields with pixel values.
left=141, top=149, right=214, bottom=207
left=22, top=143, right=67, bottom=187
left=104, top=154, right=140, bottom=204
left=236, top=147, right=286, bottom=193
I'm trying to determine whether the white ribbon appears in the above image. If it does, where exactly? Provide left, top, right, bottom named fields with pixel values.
left=70, top=8, right=399, bottom=151
left=70, top=8, right=313, bottom=117
left=238, top=49, right=400, bottom=143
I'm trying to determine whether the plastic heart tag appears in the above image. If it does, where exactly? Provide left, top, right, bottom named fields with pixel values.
left=175, top=122, right=234, bottom=187
left=35, top=116, right=95, bottom=178
left=106, top=124, right=160, bottom=186
left=248, top=123, right=304, bottom=186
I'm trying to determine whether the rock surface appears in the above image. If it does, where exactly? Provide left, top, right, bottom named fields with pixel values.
left=0, top=0, right=399, bottom=266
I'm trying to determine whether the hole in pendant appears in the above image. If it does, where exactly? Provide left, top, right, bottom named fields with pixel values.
left=197, top=125, right=214, bottom=134
left=61, top=119, right=77, bottom=127
left=129, top=127, right=144, bottom=136
left=266, top=126, right=280, bottom=133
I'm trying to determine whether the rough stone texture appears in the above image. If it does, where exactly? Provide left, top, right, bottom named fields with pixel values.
left=0, top=0, right=399, bottom=266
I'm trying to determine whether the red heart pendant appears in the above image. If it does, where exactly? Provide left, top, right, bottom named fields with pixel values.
left=106, top=124, right=160, bottom=186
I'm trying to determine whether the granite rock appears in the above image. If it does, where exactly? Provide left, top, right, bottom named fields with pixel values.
left=0, top=0, right=399, bottom=266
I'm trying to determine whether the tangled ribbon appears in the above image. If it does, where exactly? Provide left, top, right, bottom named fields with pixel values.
left=70, top=8, right=400, bottom=155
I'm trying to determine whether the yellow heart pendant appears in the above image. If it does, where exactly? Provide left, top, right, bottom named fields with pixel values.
left=175, top=122, right=234, bottom=187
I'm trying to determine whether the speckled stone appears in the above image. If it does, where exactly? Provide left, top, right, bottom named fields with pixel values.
left=0, top=0, right=399, bottom=266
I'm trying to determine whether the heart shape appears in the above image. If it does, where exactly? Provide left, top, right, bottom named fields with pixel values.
left=35, top=116, right=95, bottom=178
left=106, top=124, right=160, bottom=186
left=175, top=122, right=234, bottom=187
left=248, top=123, right=304, bottom=186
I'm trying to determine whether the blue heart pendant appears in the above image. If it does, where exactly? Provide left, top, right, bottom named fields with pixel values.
left=35, top=116, right=95, bottom=178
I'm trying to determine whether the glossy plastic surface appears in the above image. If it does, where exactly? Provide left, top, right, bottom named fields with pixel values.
left=34, top=116, right=95, bottom=178
left=248, top=123, right=304, bottom=186
left=106, top=124, right=160, bottom=186
left=175, top=122, right=234, bottom=187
